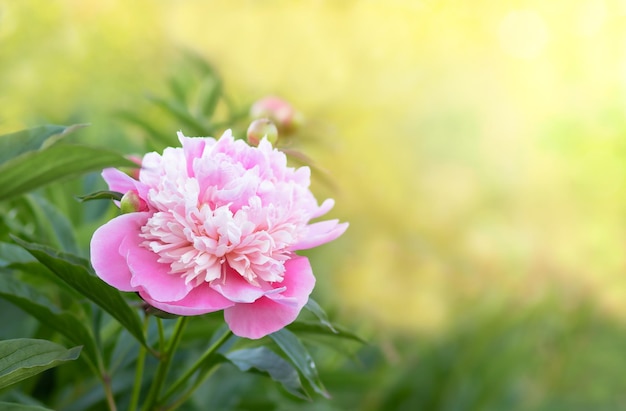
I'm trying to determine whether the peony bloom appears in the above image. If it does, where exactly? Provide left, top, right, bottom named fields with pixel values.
left=90, top=131, right=347, bottom=339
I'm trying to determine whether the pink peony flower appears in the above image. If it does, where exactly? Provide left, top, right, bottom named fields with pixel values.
left=90, top=131, right=347, bottom=339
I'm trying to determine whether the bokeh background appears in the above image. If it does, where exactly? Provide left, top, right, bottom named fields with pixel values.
left=3, top=0, right=626, bottom=409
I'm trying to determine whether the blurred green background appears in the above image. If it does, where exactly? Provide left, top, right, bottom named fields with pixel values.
left=3, top=0, right=626, bottom=409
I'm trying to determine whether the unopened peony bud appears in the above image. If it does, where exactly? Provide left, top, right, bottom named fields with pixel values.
left=119, top=155, right=143, bottom=179
left=120, top=191, right=148, bottom=213
left=247, top=118, right=279, bottom=146
left=250, top=96, right=301, bottom=134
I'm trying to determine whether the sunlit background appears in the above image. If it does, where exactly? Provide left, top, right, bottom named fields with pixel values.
left=3, top=0, right=626, bottom=408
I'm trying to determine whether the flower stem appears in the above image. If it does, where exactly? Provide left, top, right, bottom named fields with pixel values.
left=141, top=317, right=189, bottom=411
left=102, top=372, right=118, bottom=411
left=160, top=328, right=233, bottom=406
left=157, top=317, right=165, bottom=353
left=128, top=316, right=150, bottom=411
left=161, top=362, right=221, bottom=411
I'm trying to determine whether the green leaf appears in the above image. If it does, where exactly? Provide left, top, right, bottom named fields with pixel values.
left=0, top=124, right=86, bottom=167
left=0, top=338, right=81, bottom=390
left=287, top=321, right=366, bottom=344
left=198, top=76, right=222, bottom=118
left=76, top=190, right=123, bottom=202
left=184, top=50, right=216, bottom=76
left=116, top=111, right=174, bottom=147
left=0, top=275, right=100, bottom=370
left=23, top=194, right=79, bottom=254
left=12, top=238, right=148, bottom=349
left=269, top=328, right=329, bottom=398
left=148, top=95, right=212, bottom=135
left=304, top=298, right=338, bottom=333
left=5, top=261, right=82, bottom=300
left=226, top=347, right=309, bottom=400
left=167, top=75, right=191, bottom=105
left=0, top=402, right=54, bottom=411
left=0, top=143, right=136, bottom=201
left=0, top=242, right=35, bottom=268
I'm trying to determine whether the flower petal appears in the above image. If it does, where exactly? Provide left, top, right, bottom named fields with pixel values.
left=292, top=220, right=349, bottom=251
left=224, top=297, right=299, bottom=339
left=178, top=131, right=207, bottom=177
left=310, top=198, right=335, bottom=219
left=223, top=256, right=315, bottom=339
left=267, top=256, right=315, bottom=307
left=102, top=168, right=138, bottom=193
left=123, top=224, right=193, bottom=302
left=90, top=212, right=147, bottom=292
left=210, top=265, right=267, bottom=303
left=140, top=283, right=234, bottom=316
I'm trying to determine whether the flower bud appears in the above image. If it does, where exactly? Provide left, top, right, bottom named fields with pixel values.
left=119, top=155, right=143, bottom=179
left=120, top=191, right=148, bottom=213
left=247, top=118, right=279, bottom=146
left=250, top=96, right=301, bottom=134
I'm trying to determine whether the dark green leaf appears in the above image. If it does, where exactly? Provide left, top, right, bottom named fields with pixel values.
left=6, top=261, right=82, bottom=300
left=0, top=338, right=81, bottom=389
left=0, top=242, right=35, bottom=268
left=304, top=298, right=338, bottom=333
left=12, top=238, right=148, bottom=349
left=226, top=347, right=309, bottom=400
left=0, top=275, right=100, bottom=370
left=0, top=402, right=54, bottom=411
left=23, top=195, right=79, bottom=254
left=0, top=124, right=86, bottom=167
left=76, top=190, right=123, bottom=202
left=287, top=321, right=366, bottom=344
left=269, top=328, right=329, bottom=398
left=0, top=144, right=136, bottom=201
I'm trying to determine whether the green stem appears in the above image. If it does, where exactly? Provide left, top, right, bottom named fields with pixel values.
left=162, top=363, right=221, bottom=411
left=160, top=328, right=233, bottom=405
left=93, top=308, right=118, bottom=411
left=128, top=315, right=150, bottom=411
left=141, top=317, right=189, bottom=411
left=157, top=317, right=165, bottom=353
left=102, top=372, right=118, bottom=411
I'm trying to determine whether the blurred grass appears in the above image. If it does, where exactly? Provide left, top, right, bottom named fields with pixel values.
left=3, top=0, right=626, bottom=408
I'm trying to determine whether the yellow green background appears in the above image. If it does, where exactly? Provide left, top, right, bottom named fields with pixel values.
left=3, top=0, right=626, bottom=405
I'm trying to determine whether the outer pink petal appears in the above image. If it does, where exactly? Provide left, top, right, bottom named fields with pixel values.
left=90, top=213, right=145, bottom=292
left=292, top=220, right=349, bottom=251
left=223, top=256, right=315, bottom=339
left=266, top=256, right=315, bottom=306
left=210, top=265, right=268, bottom=303
left=140, top=284, right=234, bottom=316
left=224, top=297, right=299, bottom=339
left=122, top=222, right=193, bottom=303
left=310, top=198, right=335, bottom=219
left=102, top=168, right=138, bottom=193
